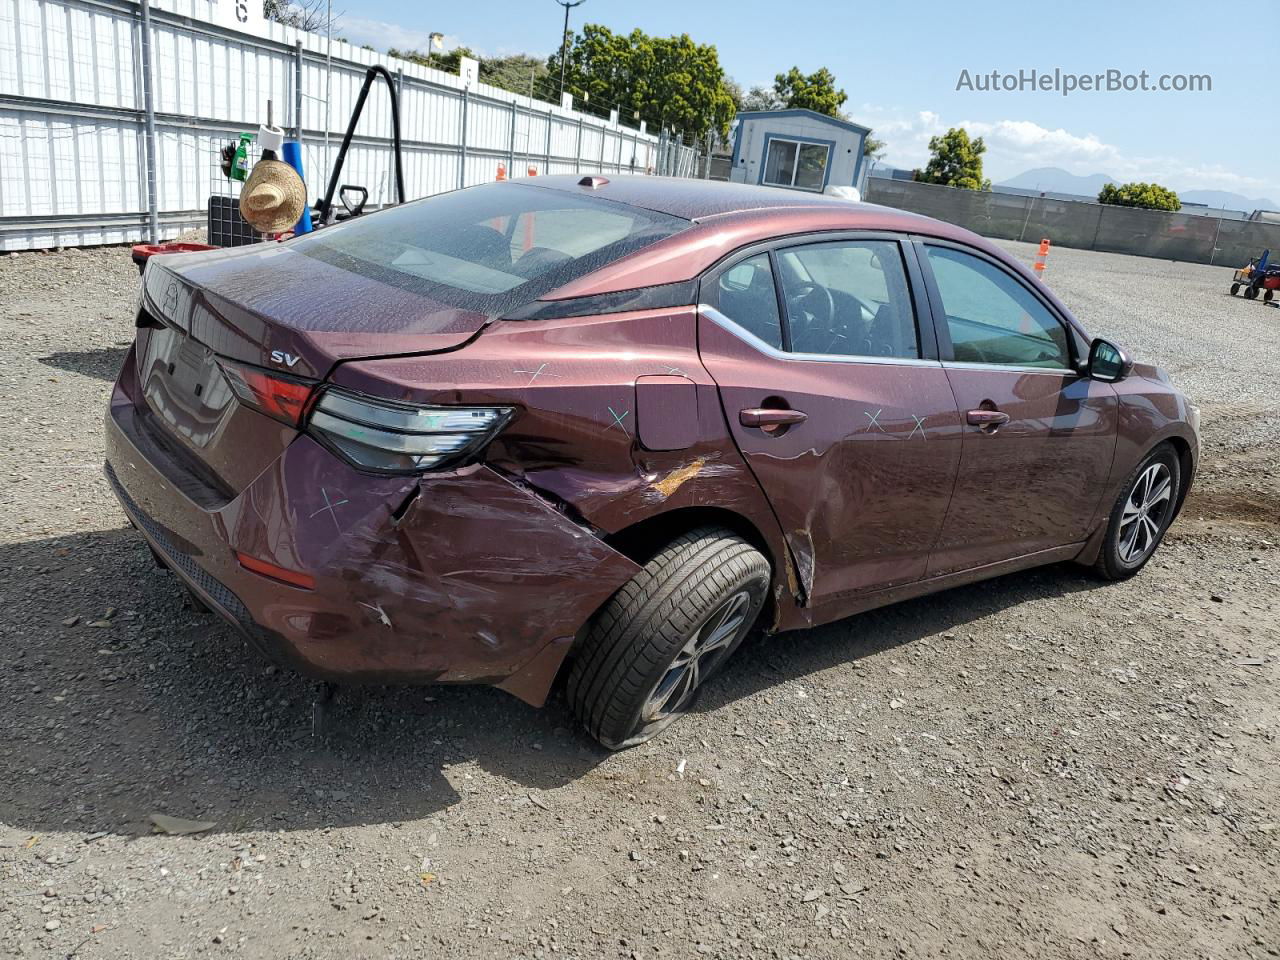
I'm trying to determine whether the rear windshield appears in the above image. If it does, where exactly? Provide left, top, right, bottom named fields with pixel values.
left=290, top=182, right=687, bottom=315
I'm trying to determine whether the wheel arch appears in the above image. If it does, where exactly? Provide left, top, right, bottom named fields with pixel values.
left=604, top=505, right=776, bottom=576
left=602, top=505, right=783, bottom=635
left=1163, top=434, right=1195, bottom=521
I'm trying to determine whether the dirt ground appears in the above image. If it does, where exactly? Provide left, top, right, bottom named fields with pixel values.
left=0, top=240, right=1277, bottom=960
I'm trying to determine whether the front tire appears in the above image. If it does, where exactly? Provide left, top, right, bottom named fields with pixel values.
left=1093, top=444, right=1181, bottom=581
left=567, top=528, right=770, bottom=750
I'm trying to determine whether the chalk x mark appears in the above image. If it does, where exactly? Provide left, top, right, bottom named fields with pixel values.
left=607, top=405, right=631, bottom=438
left=513, top=362, right=563, bottom=386
left=309, top=487, right=350, bottom=534
left=863, top=408, right=885, bottom=433
left=907, top=415, right=927, bottom=440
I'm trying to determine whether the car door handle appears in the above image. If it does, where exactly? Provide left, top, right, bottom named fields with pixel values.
left=740, top=408, right=807, bottom=427
left=966, top=409, right=1010, bottom=427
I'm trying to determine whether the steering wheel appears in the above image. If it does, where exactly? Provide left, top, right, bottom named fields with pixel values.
left=786, top=283, right=837, bottom=350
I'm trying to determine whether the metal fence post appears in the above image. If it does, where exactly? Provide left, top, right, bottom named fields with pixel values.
left=1017, top=195, right=1034, bottom=243
left=459, top=88, right=468, bottom=189
left=1208, top=214, right=1223, bottom=265
left=294, top=41, right=304, bottom=139
left=508, top=100, right=517, bottom=175
left=137, top=0, right=159, bottom=242
left=575, top=117, right=583, bottom=174
left=1089, top=204, right=1105, bottom=251
left=598, top=121, right=606, bottom=172
left=545, top=108, right=553, bottom=173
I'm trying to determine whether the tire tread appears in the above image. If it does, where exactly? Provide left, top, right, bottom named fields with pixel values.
left=567, top=527, right=769, bottom=748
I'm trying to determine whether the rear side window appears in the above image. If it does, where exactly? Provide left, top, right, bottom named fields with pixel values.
left=713, top=254, right=784, bottom=349
left=290, top=182, right=687, bottom=315
left=775, top=240, right=919, bottom=358
left=925, top=246, right=1070, bottom=369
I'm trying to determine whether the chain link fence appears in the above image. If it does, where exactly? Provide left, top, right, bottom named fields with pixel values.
left=865, top=177, right=1280, bottom=268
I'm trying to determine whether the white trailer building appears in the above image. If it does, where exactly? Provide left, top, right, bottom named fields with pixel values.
left=727, top=109, right=870, bottom=195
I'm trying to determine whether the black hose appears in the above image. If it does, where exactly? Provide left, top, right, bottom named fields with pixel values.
left=318, top=65, right=405, bottom=225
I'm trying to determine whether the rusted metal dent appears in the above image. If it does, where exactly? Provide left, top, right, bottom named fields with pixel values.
left=650, top=456, right=708, bottom=498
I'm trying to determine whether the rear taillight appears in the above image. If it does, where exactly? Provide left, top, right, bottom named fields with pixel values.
left=219, top=361, right=317, bottom=427
left=306, top=387, right=514, bottom=474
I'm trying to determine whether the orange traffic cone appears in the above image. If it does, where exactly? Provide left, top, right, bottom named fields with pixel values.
left=496, top=163, right=507, bottom=181
left=1033, top=238, right=1051, bottom=280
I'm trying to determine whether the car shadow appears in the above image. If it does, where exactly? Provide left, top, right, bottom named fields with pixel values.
left=0, top=525, right=1108, bottom=840
left=38, top=346, right=129, bottom=382
left=0, top=527, right=607, bottom=840
left=697, top=561, right=1106, bottom=715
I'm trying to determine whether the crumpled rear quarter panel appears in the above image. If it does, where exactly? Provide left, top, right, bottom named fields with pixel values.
left=332, top=306, right=795, bottom=613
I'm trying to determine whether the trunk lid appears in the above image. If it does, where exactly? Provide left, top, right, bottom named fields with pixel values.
left=140, top=244, right=492, bottom=379
left=131, top=246, right=489, bottom=495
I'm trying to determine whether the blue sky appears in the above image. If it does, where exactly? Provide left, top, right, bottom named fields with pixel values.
left=336, top=0, right=1277, bottom=202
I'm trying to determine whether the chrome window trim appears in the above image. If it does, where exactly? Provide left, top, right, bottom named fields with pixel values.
left=699, top=305, right=944, bottom=369
left=943, top=360, right=1077, bottom=376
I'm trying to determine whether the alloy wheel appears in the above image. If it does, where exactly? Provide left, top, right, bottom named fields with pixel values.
left=640, top=590, right=752, bottom=723
left=1117, top=462, right=1174, bottom=564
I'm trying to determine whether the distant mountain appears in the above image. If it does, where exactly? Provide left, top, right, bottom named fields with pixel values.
left=1179, top=189, right=1278, bottom=213
left=998, top=167, right=1277, bottom=212
left=998, top=167, right=1116, bottom=196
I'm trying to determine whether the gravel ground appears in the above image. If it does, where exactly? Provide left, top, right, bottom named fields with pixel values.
left=0, top=240, right=1277, bottom=960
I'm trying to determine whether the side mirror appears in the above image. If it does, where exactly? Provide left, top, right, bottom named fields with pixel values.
left=1088, top=338, right=1133, bottom=382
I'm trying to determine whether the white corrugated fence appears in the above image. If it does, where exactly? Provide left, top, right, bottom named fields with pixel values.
left=0, top=0, right=700, bottom=251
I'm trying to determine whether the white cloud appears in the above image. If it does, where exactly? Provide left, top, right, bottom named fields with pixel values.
left=864, top=110, right=1276, bottom=197
left=332, top=16, right=468, bottom=55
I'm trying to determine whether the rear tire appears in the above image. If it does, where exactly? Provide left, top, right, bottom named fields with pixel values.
left=1229, top=282, right=1240, bottom=295
left=1093, top=444, right=1181, bottom=581
left=567, top=528, right=770, bottom=750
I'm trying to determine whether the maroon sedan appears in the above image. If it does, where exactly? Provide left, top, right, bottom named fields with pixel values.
left=106, top=176, right=1199, bottom=748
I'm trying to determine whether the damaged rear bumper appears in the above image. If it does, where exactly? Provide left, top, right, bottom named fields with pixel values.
left=104, top=381, right=641, bottom=706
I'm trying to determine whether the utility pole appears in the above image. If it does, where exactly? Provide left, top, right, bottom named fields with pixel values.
left=555, top=0, right=585, bottom=98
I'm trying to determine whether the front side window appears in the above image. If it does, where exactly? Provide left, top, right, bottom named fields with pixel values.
left=925, top=246, right=1071, bottom=369
left=762, top=139, right=830, bottom=191
left=775, top=240, right=919, bottom=359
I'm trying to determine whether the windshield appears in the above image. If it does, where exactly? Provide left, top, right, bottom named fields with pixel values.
left=290, top=182, right=687, bottom=315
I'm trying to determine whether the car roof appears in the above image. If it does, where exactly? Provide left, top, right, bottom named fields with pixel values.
left=521, top=174, right=861, bottom=221
left=525, top=176, right=1087, bottom=338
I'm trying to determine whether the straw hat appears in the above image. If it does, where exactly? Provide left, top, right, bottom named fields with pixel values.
left=240, top=159, right=307, bottom=234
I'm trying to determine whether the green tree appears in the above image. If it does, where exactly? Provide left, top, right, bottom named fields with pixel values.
left=739, top=84, right=782, bottom=112
left=263, top=0, right=326, bottom=31
left=548, top=24, right=737, bottom=137
left=863, top=132, right=886, bottom=158
left=389, top=47, right=551, bottom=99
left=390, top=45, right=474, bottom=74
left=772, top=66, right=847, bottom=117
left=915, top=127, right=991, bottom=190
left=1097, top=181, right=1181, bottom=211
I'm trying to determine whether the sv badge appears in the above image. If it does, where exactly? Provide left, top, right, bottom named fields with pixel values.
left=270, top=350, right=301, bottom=368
